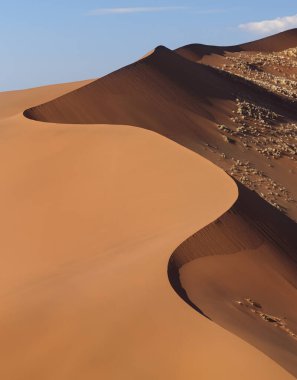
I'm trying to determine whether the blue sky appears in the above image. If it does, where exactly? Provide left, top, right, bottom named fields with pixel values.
left=1, top=0, right=297, bottom=91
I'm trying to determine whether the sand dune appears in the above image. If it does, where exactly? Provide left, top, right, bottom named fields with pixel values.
left=171, top=181, right=297, bottom=376
left=3, top=84, right=293, bottom=379
left=24, top=35, right=297, bottom=220
left=176, top=28, right=297, bottom=63
left=1, top=29, right=297, bottom=379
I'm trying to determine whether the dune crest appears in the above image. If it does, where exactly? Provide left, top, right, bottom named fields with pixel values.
left=23, top=31, right=297, bottom=220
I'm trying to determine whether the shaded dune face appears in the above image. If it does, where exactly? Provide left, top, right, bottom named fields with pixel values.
left=24, top=46, right=251, bottom=126
left=24, top=43, right=297, bottom=127
left=24, top=34, right=297, bottom=221
left=169, top=181, right=297, bottom=377
left=22, top=30, right=297, bottom=376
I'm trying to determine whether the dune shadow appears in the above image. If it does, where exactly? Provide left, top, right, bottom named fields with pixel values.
left=167, top=180, right=297, bottom=377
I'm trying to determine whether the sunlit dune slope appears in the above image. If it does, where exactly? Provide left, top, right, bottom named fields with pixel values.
left=1, top=84, right=293, bottom=379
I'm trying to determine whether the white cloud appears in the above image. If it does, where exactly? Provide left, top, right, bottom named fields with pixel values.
left=193, top=8, right=226, bottom=15
left=88, top=6, right=188, bottom=16
left=239, top=14, right=297, bottom=34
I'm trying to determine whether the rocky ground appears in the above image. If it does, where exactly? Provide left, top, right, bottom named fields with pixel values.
left=201, top=48, right=297, bottom=219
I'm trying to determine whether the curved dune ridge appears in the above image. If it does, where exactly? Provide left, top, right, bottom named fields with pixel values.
left=24, top=30, right=297, bottom=221
left=170, top=182, right=297, bottom=376
left=1, top=29, right=296, bottom=378
left=2, top=84, right=292, bottom=380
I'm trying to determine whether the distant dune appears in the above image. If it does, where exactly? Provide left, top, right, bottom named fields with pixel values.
left=176, top=28, right=297, bottom=62
left=0, top=29, right=296, bottom=379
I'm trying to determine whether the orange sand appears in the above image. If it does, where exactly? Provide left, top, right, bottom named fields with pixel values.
left=0, top=82, right=295, bottom=379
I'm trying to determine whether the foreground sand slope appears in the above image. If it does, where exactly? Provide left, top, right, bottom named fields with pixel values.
left=0, top=83, right=295, bottom=379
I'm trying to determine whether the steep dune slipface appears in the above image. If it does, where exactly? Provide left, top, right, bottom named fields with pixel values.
left=170, top=182, right=297, bottom=377
left=24, top=43, right=297, bottom=127
left=24, top=46, right=243, bottom=126
left=2, top=86, right=294, bottom=379
left=23, top=41, right=297, bottom=220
